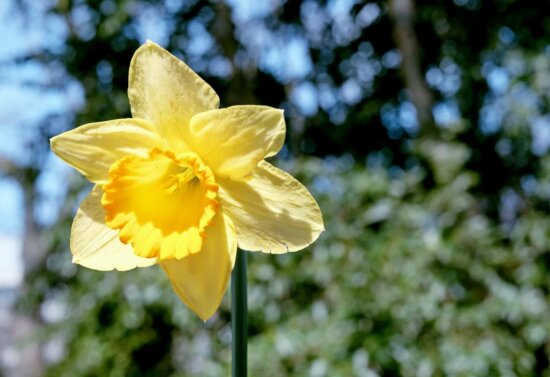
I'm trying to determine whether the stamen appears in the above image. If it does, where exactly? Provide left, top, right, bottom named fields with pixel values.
left=164, top=168, right=197, bottom=194
left=101, top=147, right=218, bottom=260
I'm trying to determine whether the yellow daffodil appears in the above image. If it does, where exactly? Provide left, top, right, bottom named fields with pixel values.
left=50, top=41, right=324, bottom=320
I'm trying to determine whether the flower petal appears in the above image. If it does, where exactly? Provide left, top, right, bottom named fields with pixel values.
left=218, top=161, right=324, bottom=253
left=71, top=185, right=157, bottom=271
left=188, top=106, right=285, bottom=180
left=101, top=148, right=219, bottom=261
left=128, top=40, right=220, bottom=153
left=161, top=211, right=237, bottom=321
left=50, top=119, right=161, bottom=184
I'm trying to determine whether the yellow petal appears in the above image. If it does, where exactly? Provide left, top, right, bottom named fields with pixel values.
left=188, top=106, right=285, bottom=180
left=128, top=40, right=220, bottom=153
left=218, top=161, right=324, bottom=253
left=50, top=119, right=160, bottom=184
left=71, top=185, right=157, bottom=271
left=102, top=147, right=219, bottom=261
left=161, top=211, right=237, bottom=321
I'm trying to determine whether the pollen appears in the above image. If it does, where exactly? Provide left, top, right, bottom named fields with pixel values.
left=101, top=147, right=219, bottom=260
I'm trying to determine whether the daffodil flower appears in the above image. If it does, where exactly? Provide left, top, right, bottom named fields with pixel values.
left=50, top=41, right=324, bottom=320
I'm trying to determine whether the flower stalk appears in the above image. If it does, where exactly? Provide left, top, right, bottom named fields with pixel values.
left=232, top=249, right=248, bottom=377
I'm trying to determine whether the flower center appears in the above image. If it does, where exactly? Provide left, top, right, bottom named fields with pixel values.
left=101, top=147, right=218, bottom=260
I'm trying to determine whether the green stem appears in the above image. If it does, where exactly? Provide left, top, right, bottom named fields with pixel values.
left=232, top=249, right=248, bottom=377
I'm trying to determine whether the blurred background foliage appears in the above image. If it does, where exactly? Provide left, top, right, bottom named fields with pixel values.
left=1, top=0, right=550, bottom=376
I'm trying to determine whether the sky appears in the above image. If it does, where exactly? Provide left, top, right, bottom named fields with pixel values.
left=0, top=0, right=319, bottom=289
left=1, top=0, right=549, bottom=289
left=0, top=0, right=73, bottom=288
left=0, top=0, right=288, bottom=288
left=0, top=235, right=22, bottom=288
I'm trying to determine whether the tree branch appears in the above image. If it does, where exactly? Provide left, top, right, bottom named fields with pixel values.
left=389, top=0, right=437, bottom=136
left=0, top=156, right=19, bottom=178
